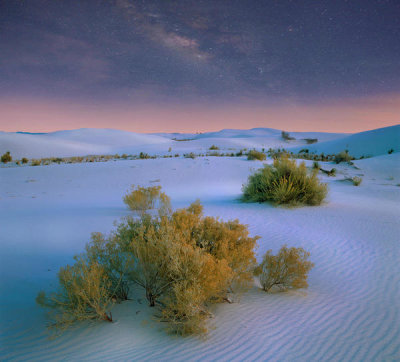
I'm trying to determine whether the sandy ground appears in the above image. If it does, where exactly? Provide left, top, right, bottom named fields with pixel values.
left=1, top=152, right=399, bottom=361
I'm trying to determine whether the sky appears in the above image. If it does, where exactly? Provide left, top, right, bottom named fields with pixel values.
left=0, top=0, right=399, bottom=133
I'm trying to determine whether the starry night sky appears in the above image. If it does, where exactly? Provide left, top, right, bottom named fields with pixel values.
left=0, top=0, right=399, bottom=132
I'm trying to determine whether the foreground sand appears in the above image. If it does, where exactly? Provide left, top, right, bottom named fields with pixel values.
left=1, top=153, right=399, bottom=361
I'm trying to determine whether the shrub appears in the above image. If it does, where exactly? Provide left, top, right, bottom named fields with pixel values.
left=123, top=185, right=171, bottom=216
left=209, top=145, right=219, bottom=150
left=113, top=200, right=257, bottom=335
left=334, top=150, right=353, bottom=164
left=32, top=159, right=41, bottom=166
left=1, top=151, right=12, bottom=163
left=242, top=157, right=327, bottom=206
left=255, top=245, right=314, bottom=292
left=320, top=167, right=336, bottom=176
left=304, top=138, right=318, bottom=144
left=38, top=188, right=258, bottom=336
left=184, top=152, right=196, bottom=159
left=21, top=157, right=29, bottom=164
left=247, top=150, right=266, bottom=161
left=352, top=176, right=362, bottom=186
left=36, top=257, right=115, bottom=332
left=139, top=152, right=150, bottom=159
left=312, top=161, right=320, bottom=170
left=281, top=131, right=295, bottom=141
left=388, top=148, right=394, bottom=154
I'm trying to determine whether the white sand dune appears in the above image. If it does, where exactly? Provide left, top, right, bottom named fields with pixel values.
left=1, top=132, right=399, bottom=361
left=289, top=124, right=400, bottom=157
left=1, top=127, right=350, bottom=159
left=0, top=129, right=171, bottom=159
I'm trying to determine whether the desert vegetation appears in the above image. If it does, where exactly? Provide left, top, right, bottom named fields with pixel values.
left=242, top=157, right=328, bottom=206
left=303, top=138, right=318, bottom=144
left=209, top=145, right=219, bottom=150
left=37, top=185, right=314, bottom=336
left=247, top=150, right=266, bottom=161
left=351, top=176, right=362, bottom=186
left=1, top=151, right=12, bottom=163
left=281, top=131, right=295, bottom=141
left=334, top=150, right=354, bottom=164
left=255, top=246, right=314, bottom=292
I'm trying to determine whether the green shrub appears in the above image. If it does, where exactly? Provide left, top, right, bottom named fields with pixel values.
left=209, top=145, right=219, bottom=150
left=312, top=161, right=320, bottom=170
left=281, top=131, right=295, bottom=141
left=139, top=152, right=150, bottom=159
left=304, top=138, right=318, bottom=144
left=334, top=150, right=353, bottom=164
left=184, top=152, right=196, bottom=159
left=1, top=151, right=12, bottom=163
left=255, top=245, right=314, bottom=292
left=388, top=148, right=394, bottom=154
left=32, top=159, right=41, bottom=166
left=247, top=150, right=266, bottom=161
left=242, top=157, right=328, bottom=206
left=352, top=176, right=362, bottom=186
left=21, top=157, right=29, bottom=164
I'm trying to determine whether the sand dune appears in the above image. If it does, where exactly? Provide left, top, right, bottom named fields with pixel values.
left=289, top=124, right=400, bottom=157
left=0, top=129, right=171, bottom=158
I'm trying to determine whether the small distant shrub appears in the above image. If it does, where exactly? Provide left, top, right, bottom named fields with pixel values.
left=21, top=157, right=29, bottom=164
left=139, top=152, right=150, bottom=159
left=174, top=154, right=179, bottom=157
left=209, top=145, right=219, bottom=150
left=1, top=151, right=12, bottom=163
left=242, top=157, right=327, bottom=206
left=32, top=159, right=41, bottom=166
left=255, top=245, right=314, bottom=292
left=168, top=147, right=172, bottom=152
left=209, top=151, right=221, bottom=157
left=299, top=149, right=309, bottom=154
left=388, top=148, right=394, bottom=154
left=267, top=148, right=290, bottom=159
left=123, top=185, right=171, bottom=216
left=352, top=176, right=362, bottom=186
left=16, top=161, right=20, bottom=165
left=52, top=157, right=63, bottom=164
left=320, top=168, right=336, bottom=177
left=281, top=131, right=295, bottom=141
left=247, top=150, right=266, bottom=161
left=312, top=161, right=320, bottom=170
left=304, top=138, right=318, bottom=144
left=184, top=152, right=196, bottom=159
left=236, top=150, right=243, bottom=157
left=121, top=154, right=128, bottom=159
left=334, top=150, right=353, bottom=164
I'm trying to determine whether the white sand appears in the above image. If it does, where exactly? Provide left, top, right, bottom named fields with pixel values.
left=1, top=126, right=399, bottom=361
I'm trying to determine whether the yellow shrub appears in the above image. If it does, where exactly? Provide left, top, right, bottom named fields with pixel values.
left=123, top=185, right=171, bottom=216
left=256, top=245, right=314, bottom=292
left=36, top=258, right=114, bottom=332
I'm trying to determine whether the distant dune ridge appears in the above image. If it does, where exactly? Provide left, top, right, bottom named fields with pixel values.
left=0, top=124, right=399, bottom=158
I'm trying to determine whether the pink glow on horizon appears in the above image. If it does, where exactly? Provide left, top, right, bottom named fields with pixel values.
left=0, top=95, right=399, bottom=134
